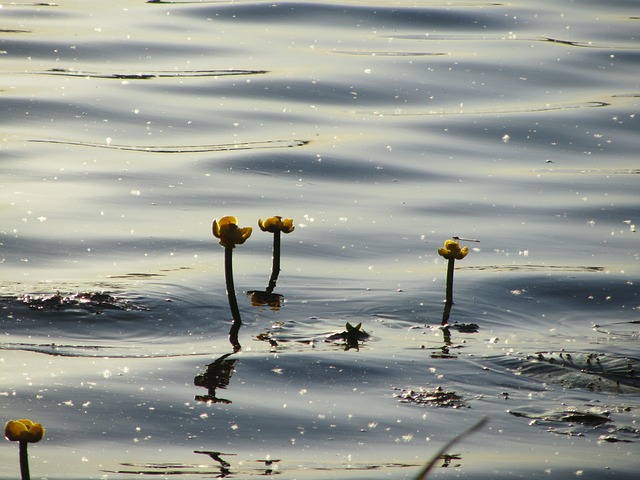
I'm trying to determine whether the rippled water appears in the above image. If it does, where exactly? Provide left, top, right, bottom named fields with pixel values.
left=1, top=1, right=639, bottom=479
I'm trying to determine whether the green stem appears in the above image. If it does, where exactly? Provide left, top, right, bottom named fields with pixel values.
left=19, top=441, right=30, bottom=480
left=445, top=258, right=455, bottom=305
left=225, top=247, right=242, bottom=352
left=442, top=258, right=455, bottom=325
left=266, top=231, right=281, bottom=294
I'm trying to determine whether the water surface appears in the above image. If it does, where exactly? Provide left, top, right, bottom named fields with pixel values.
left=1, top=1, right=638, bottom=478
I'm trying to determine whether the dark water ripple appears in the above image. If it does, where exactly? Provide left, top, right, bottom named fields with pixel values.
left=37, top=68, right=269, bottom=79
left=30, top=138, right=309, bottom=153
left=171, top=2, right=512, bottom=29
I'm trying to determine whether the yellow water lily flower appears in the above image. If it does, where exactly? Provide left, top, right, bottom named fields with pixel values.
left=258, top=216, right=295, bottom=234
left=4, top=419, right=45, bottom=443
left=438, top=239, right=469, bottom=260
left=212, top=216, right=252, bottom=249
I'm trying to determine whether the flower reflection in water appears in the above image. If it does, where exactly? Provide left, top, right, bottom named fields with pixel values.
left=194, top=353, right=237, bottom=404
left=193, top=450, right=235, bottom=477
left=193, top=451, right=282, bottom=477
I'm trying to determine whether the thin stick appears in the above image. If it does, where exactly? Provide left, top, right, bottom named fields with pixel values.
left=413, top=417, right=488, bottom=480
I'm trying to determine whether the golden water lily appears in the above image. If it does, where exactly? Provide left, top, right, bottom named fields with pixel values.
left=4, top=419, right=45, bottom=443
left=213, top=216, right=252, bottom=249
left=438, top=239, right=469, bottom=260
left=258, top=216, right=295, bottom=234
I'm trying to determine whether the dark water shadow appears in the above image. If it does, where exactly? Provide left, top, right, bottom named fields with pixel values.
left=3, top=2, right=57, bottom=7
left=0, top=342, right=210, bottom=359
left=161, top=0, right=509, bottom=31
left=459, top=264, right=605, bottom=273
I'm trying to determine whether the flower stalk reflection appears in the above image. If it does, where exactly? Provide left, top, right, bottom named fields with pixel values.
left=194, top=353, right=237, bottom=404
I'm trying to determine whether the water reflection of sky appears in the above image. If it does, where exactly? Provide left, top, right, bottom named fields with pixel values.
left=1, top=0, right=639, bottom=478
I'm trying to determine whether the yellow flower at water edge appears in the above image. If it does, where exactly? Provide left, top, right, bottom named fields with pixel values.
left=4, top=419, right=45, bottom=443
left=212, top=216, right=252, bottom=248
left=258, top=216, right=295, bottom=234
left=438, top=239, right=469, bottom=260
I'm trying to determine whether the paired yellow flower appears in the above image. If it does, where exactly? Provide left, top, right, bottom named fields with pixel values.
left=4, top=419, right=45, bottom=443
left=212, top=216, right=252, bottom=249
left=258, top=216, right=295, bottom=234
left=438, top=239, right=469, bottom=260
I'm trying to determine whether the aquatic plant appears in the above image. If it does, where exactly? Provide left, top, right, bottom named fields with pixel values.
left=438, top=238, right=469, bottom=325
left=249, top=216, right=295, bottom=308
left=344, top=322, right=366, bottom=349
left=4, top=419, right=45, bottom=480
left=213, top=216, right=252, bottom=352
left=325, top=322, right=369, bottom=350
left=394, top=386, right=466, bottom=408
left=438, top=239, right=469, bottom=305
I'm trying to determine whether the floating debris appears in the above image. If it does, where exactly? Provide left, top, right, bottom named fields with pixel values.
left=16, top=291, right=143, bottom=313
left=394, top=386, right=467, bottom=408
left=448, top=322, right=479, bottom=333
